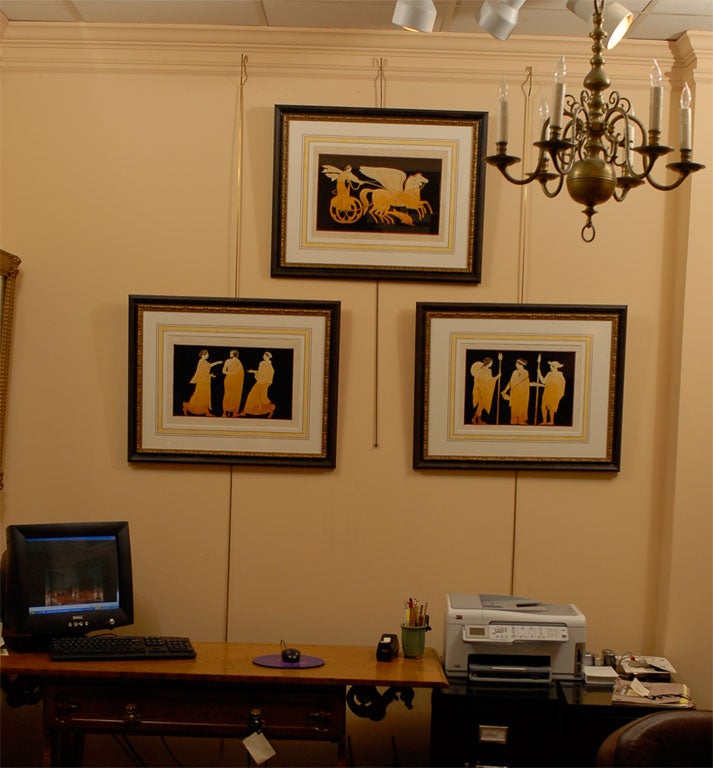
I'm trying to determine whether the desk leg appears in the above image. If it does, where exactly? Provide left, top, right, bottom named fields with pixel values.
left=337, top=735, right=346, bottom=768
left=45, top=730, right=85, bottom=768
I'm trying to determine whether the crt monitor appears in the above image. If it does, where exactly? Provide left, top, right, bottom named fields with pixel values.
left=1, top=521, right=134, bottom=646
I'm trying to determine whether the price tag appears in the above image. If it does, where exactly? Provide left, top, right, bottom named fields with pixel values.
left=243, top=731, right=276, bottom=765
left=629, top=677, right=651, bottom=698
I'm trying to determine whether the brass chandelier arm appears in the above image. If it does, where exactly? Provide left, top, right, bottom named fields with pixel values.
left=539, top=173, right=565, bottom=198
left=485, top=146, right=558, bottom=188
left=643, top=155, right=705, bottom=192
left=612, top=175, right=645, bottom=202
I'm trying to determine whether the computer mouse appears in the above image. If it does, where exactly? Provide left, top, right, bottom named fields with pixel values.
left=281, top=646, right=301, bottom=664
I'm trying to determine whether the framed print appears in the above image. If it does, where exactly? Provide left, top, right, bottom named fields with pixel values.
left=128, top=295, right=340, bottom=467
left=0, top=249, right=21, bottom=489
left=414, top=303, right=626, bottom=471
left=271, top=104, right=487, bottom=282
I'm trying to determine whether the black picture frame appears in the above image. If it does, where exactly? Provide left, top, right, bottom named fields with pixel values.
left=271, top=105, right=487, bottom=282
left=414, top=303, right=627, bottom=471
left=128, top=295, right=340, bottom=467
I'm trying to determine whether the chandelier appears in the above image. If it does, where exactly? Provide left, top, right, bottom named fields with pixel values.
left=485, top=0, right=705, bottom=242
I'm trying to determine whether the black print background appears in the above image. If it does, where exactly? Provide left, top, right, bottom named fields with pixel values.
left=316, top=153, right=442, bottom=236
left=463, top=349, right=576, bottom=426
left=173, top=345, right=295, bottom=420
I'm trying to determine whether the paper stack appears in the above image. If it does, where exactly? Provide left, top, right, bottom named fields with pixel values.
left=583, top=665, right=619, bottom=686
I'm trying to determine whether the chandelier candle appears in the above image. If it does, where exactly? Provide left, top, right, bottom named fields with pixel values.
left=497, top=77, right=509, bottom=144
left=649, top=60, right=663, bottom=134
left=551, top=57, right=567, bottom=130
left=680, top=84, right=692, bottom=151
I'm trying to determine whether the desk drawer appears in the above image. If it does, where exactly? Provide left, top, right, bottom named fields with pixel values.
left=44, top=681, right=345, bottom=742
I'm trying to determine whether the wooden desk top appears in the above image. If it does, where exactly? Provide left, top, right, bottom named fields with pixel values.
left=0, top=642, right=448, bottom=688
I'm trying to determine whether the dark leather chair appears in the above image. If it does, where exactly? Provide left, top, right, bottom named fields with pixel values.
left=596, top=709, right=713, bottom=767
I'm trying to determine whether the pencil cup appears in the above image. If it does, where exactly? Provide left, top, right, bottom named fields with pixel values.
left=401, top=624, right=430, bottom=659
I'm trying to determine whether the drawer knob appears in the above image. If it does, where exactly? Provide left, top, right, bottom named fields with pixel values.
left=123, top=703, right=143, bottom=727
left=53, top=696, right=80, bottom=722
left=307, top=709, right=333, bottom=728
left=248, top=708, right=264, bottom=733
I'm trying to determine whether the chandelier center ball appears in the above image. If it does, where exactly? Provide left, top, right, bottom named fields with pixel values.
left=566, top=157, right=617, bottom=207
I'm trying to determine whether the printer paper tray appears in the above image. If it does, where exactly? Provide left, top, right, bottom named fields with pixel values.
left=468, top=654, right=552, bottom=684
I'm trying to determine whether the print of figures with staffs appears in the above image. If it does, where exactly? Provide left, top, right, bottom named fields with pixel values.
left=465, top=349, right=575, bottom=427
left=174, top=346, right=294, bottom=421
left=317, top=154, right=441, bottom=235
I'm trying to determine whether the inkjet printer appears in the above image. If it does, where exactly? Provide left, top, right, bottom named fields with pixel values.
left=445, top=593, right=586, bottom=683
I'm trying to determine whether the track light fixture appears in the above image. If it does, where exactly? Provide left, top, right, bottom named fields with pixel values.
left=477, top=0, right=526, bottom=41
left=567, top=0, right=632, bottom=49
left=392, top=0, right=437, bottom=33
left=485, top=0, right=704, bottom=242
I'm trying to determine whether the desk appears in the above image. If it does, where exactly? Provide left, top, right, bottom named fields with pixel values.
left=1, top=641, right=447, bottom=767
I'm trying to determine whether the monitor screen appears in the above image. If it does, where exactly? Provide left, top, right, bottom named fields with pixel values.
left=1, top=521, right=134, bottom=646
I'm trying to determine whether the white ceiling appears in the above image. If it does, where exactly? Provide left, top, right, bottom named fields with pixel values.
left=0, top=0, right=711, bottom=42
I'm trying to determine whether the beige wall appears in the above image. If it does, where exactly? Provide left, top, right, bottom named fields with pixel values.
left=1, top=19, right=711, bottom=766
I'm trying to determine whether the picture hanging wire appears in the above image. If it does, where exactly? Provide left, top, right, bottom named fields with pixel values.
left=372, top=56, right=387, bottom=449
left=225, top=52, right=249, bottom=643
left=517, top=66, right=535, bottom=305
left=231, top=53, right=249, bottom=300
left=511, top=65, right=538, bottom=596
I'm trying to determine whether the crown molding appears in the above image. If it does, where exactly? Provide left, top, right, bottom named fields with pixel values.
left=0, top=22, right=708, bottom=87
left=671, top=31, right=713, bottom=80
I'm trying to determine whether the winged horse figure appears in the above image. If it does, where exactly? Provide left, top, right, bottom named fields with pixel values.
left=358, top=166, right=433, bottom=226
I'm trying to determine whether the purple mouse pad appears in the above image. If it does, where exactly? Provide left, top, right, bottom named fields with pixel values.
left=252, top=654, right=325, bottom=669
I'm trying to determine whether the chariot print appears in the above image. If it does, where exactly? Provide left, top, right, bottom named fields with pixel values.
left=321, top=164, right=434, bottom=227
left=316, top=155, right=441, bottom=236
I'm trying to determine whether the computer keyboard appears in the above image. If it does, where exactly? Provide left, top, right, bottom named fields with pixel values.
left=49, top=634, right=197, bottom=661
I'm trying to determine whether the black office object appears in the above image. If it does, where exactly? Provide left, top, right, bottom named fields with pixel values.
left=1, top=521, right=134, bottom=648
left=49, top=634, right=196, bottom=661
left=376, top=633, right=400, bottom=661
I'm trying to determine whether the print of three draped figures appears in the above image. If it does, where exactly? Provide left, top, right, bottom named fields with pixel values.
left=471, top=355, right=568, bottom=427
left=181, top=349, right=276, bottom=419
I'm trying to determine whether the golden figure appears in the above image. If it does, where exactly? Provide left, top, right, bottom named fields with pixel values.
left=321, top=164, right=365, bottom=224
left=470, top=358, right=500, bottom=425
left=221, top=350, right=244, bottom=418
left=501, top=359, right=531, bottom=425
left=182, top=350, right=223, bottom=416
left=538, top=360, right=566, bottom=425
left=238, top=351, right=276, bottom=418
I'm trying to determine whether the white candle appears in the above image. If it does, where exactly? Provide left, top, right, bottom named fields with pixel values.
left=497, top=77, right=509, bottom=144
left=679, top=82, right=692, bottom=150
left=649, top=59, right=663, bottom=134
left=551, top=57, right=566, bottom=130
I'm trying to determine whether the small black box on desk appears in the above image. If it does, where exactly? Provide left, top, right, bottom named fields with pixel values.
left=376, top=634, right=400, bottom=661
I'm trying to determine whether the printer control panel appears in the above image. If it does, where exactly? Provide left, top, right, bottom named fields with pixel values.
left=463, top=624, right=569, bottom=643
